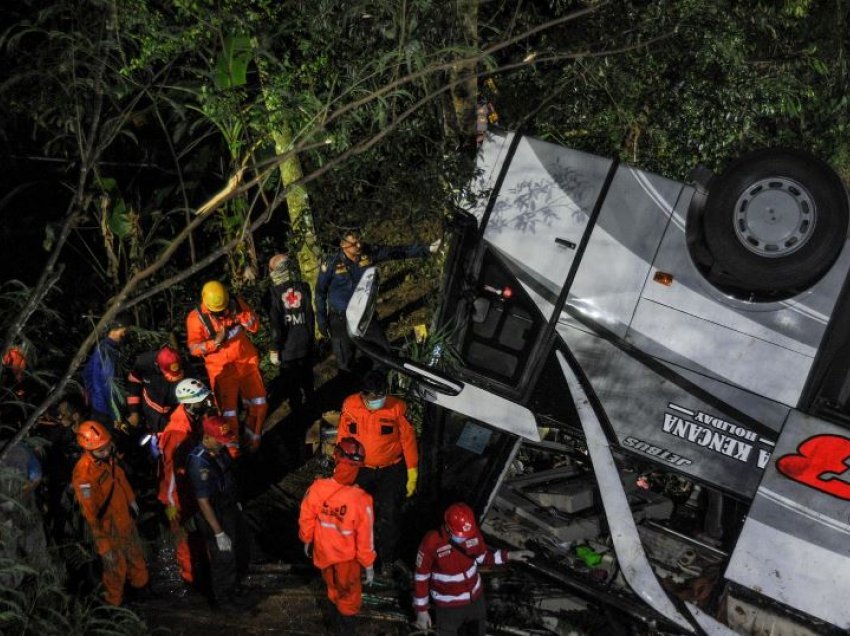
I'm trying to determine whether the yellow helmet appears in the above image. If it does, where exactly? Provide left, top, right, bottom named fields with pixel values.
left=202, top=280, right=229, bottom=312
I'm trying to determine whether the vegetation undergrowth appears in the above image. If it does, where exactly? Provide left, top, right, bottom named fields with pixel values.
left=0, top=467, right=150, bottom=635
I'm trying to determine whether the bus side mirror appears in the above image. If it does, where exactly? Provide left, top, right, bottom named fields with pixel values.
left=346, top=267, right=379, bottom=338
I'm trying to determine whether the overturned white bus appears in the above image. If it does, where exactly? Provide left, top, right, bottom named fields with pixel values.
left=347, top=130, right=850, bottom=634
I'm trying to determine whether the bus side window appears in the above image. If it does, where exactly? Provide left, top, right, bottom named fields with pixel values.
left=461, top=249, right=544, bottom=386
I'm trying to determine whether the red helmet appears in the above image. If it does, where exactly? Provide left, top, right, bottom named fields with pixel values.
left=334, top=437, right=366, bottom=465
left=444, top=502, right=478, bottom=539
left=202, top=415, right=236, bottom=445
left=77, top=420, right=112, bottom=451
left=156, top=345, right=184, bottom=382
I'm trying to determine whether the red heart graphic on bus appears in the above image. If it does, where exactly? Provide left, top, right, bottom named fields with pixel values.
left=776, top=435, right=850, bottom=500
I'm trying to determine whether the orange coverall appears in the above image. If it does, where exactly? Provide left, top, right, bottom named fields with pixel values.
left=337, top=395, right=418, bottom=567
left=298, top=477, right=376, bottom=616
left=337, top=395, right=418, bottom=470
left=72, top=453, right=148, bottom=605
left=186, top=298, right=267, bottom=450
left=158, top=405, right=205, bottom=584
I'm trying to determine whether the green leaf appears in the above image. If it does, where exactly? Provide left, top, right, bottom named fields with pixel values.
left=98, top=177, right=118, bottom=192
left=214, top=34, right=253, bottom=90
left=108, top=200, right=132, bottom=239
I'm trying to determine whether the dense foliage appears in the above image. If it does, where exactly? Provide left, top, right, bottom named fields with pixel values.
left=495, top=0, right=849, bottom=179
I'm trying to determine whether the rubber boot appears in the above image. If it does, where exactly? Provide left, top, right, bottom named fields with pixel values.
left=337, top=611, right=357, bottom=635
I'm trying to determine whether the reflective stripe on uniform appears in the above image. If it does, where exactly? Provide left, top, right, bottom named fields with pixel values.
left=430, top=577, right=481, bottom=604
left=143, top=388, right=171, bottom=414
left=493, top=550, right=505, bottom=565
left=413, top=595, right=429, bottom=608
left=367, top=505, right=374, bottom=553
left=222, top=410, right=237, bottom=418
left=167, top=473, right=177, bottom=507
left=431, top=562, right=478, bottom=583
left=319, top=520, right=354, bottom=536
left=414, top=573, right=430, bottom=581
left=248, top=396, right=266, bottom=405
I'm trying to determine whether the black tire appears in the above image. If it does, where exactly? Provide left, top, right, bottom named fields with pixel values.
left=700, top=148, right=848, bottom=294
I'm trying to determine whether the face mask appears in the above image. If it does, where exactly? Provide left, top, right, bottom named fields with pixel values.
left=186, top=398, right=214, bottom=418
left=451, top=534, right=466, bottom=545
left=93, top=445, right=115, bottom=463
left=270, top=263, right=291, bottom=286
left=364, top=396, right=386, bottom=410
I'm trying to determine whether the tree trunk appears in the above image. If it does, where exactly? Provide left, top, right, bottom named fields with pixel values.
left=258, top=75, right=321, bottom=290
left=270, top=123, right=321, bottom=284
left=447, top=0, right=479, bottom=140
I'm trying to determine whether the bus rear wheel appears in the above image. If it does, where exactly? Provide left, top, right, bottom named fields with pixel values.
left=699, top=148, right=848, bottom=297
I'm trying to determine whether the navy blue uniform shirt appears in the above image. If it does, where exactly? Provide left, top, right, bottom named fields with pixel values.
left=187, top=445, right=236, bottom=502
left=315, top=244, right=428, bottom=331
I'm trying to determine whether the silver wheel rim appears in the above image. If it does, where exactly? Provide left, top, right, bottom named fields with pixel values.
left=733, top=177, right=816, bottom=258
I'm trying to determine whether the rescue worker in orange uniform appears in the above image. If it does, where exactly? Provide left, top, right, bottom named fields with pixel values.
left=157, top=378, right=215, bottom=586
left=413, top=502, right=534, bottom=634
left=299, top=437, right=376, bottom=635
left=71, top=420, right=149, bottom=606
left=337, top=370, right=417, bottom=578
left=186, top=280, right=267, bottom=453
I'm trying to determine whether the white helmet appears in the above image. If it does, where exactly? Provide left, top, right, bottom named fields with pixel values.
left=175, top=378, right=211, bottom=404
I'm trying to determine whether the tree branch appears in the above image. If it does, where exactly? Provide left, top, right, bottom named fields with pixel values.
left=0, top=3, right=672, bottom=462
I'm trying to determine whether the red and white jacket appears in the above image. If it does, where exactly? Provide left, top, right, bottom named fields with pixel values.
left=413, top=527, right=509, bottom=610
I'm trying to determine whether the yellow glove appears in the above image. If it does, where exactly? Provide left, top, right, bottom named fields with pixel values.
left=165, top=505, right=181, bottom=533
left=406, top=467, right=418, bottom=498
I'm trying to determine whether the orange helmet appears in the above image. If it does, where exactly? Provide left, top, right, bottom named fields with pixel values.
left=444, top=502, right=478, bottom=539
left=334, top=437, right=366, bottom=466
left=77, top=420, right=112, bottom=451
left=155, top=345, right=184, bottom=382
